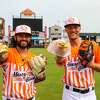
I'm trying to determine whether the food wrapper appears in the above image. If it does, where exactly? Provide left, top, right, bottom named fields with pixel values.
left=47, top=39, right=71, bottom=57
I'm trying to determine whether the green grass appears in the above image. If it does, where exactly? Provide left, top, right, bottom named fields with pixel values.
left=30, top=48, right=100, bottom=100
left=95, top=72, right=100, bottom=100
left=29, top=48, right=64, bottom=100
left=0, top=48, right=100, bottom=100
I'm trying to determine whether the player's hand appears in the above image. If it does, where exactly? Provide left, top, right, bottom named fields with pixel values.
left=87, top=60, right=95, bottom=68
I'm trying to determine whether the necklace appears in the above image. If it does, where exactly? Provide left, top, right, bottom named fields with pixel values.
left=16, top=48, right=28, bottom=62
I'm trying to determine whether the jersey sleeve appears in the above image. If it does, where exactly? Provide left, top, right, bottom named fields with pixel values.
left=92, top=41, right=100, bottom=63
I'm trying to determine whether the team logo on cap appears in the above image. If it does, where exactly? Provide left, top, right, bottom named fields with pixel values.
left=67, top=17, right=74, bottom=23
left=20, top=25, right=28, bottom=32
left=15, top=25, right=31, bottom=35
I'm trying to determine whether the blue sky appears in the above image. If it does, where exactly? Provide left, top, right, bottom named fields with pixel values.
left=0, top=0, right=100, bottom=35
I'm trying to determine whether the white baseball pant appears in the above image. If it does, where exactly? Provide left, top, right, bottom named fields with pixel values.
left=62, top=85, right=96, bottom=100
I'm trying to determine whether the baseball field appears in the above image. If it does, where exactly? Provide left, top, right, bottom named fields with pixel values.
left=0, top=48, right=100, bottom=100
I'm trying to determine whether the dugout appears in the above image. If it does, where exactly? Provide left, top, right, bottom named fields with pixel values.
left=31, top=36, right=49, bottom=48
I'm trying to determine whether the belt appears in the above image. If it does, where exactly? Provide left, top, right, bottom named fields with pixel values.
left=28, top=97, right=34, bottom=100
left=65, top=85, right=94, bottom=94
left=6, top=97, right=34, bottom=100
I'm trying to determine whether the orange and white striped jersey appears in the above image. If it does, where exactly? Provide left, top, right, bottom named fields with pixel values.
left=62, top=41, right=100, bottom=88
left=1, top=48, right=36, bottom=99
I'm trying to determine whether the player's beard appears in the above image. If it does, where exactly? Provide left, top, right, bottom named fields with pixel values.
left=16, top=40, right=30, bottom=49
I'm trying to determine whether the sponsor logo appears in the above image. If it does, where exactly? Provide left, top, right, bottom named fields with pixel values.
left=13, top=71, right=35, bottom=82
left=67, top=61, right=78, bottom=66
left=13, top=71, right=26, bottom=77
left=26, top=76, right=35, bottom=82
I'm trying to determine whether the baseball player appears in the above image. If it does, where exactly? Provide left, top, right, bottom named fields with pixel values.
left=55, top=17, right=100, bottom=100
left=0, top=25, right=46, bottom=100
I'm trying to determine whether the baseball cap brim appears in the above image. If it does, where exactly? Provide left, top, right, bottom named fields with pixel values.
left=15, top=32, right=32, bottom=36
left=64, top=24, right=80, bottom=28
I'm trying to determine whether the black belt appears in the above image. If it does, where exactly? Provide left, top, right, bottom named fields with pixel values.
left=6, top=97, right=34, bottom=100
left=65, top=85, right=94, bottom=94
left=28, top=97, right=34, bottom=100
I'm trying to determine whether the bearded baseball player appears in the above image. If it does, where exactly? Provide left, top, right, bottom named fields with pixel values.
left=0, top=25, right=47, bottom=100
left=55, top=17, right=100, bottom=100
